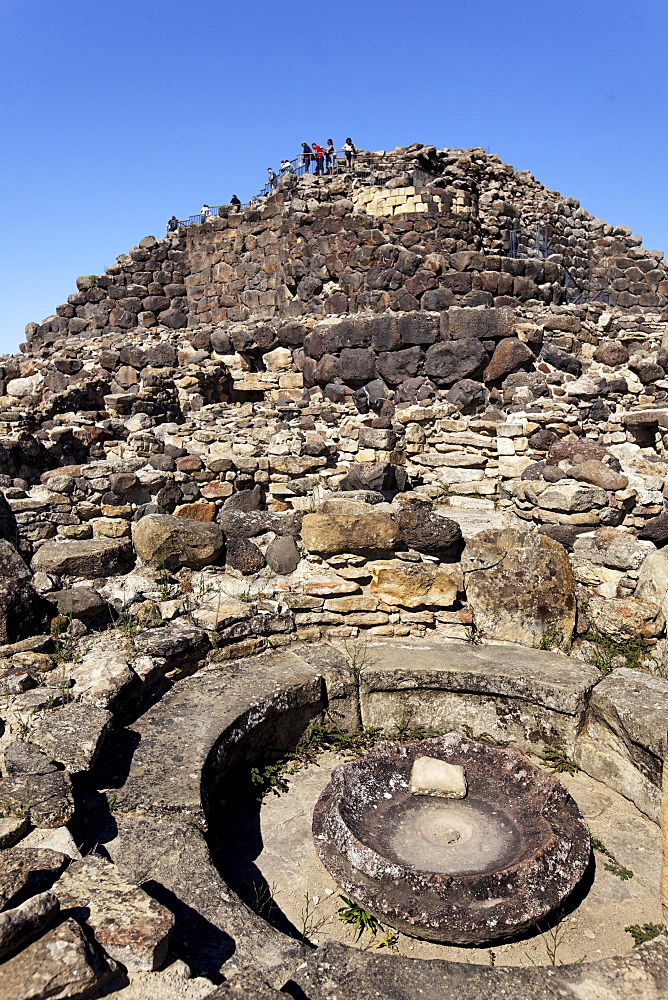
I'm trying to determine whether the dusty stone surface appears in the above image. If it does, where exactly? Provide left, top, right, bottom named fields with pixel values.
left=312, top=735, right=590, bottom=944
left=28, top=702, right=112, bottom=772
left=132, top=514, right=224, bottom=570
left=0, top=847, right=67, bottom=908
left=54, top=854, right=174, bottom=972
left=0, top=917, right=116, bottom=1000
left=241, top=750, right=662, bottom=970
left=0, top=890, right=59, bottom=960
left=0, top=770, right=74, bottom=828
left=462, top=528, right=576, bottom=644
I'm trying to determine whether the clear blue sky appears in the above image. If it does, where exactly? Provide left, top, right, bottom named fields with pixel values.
left=1, top=0, right=666, bottom=353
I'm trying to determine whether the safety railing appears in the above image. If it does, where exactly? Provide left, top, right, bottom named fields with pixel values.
left=172, top=150, right=381, bottom=229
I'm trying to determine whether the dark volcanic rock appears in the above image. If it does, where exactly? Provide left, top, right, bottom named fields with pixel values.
left=265, top=535, right=301, bottom=575
left=594, top=339, right=629, bottom=366
left=447, top=379, right=487, bottom=412
left=395, top=502, right=463, bottom=554
left=639, top=509, right=668, bottom=547
left=541, top=344, right=581, bottom=375
left=0, top=541, right=50, bottom=645
left=483, top=338, right=534, bottom=382
left=425, top=339, right=488, bottom=386
left=225, top=538, right=266, bottom=575
left=338, top=462, right=407, bottom=493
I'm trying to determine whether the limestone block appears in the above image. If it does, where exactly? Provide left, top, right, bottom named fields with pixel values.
left=132, top=513, right=224, bottom=569
left=369, top=559, right=460, bottom=609
left=462, top=528, right=576, bottom=645
left=6, top=374, right=44, bottom=397
left=264, top=347, right=293, bottom=371
left=536, top=482, right=608, bottom=513
left=29, top=702, right=112, bottom=773
left=0, top=917, right=115, bottom=1000
left=54, top=855, right=174, bottom=972
left=410, top=757, right=467, bottom=799
left=68, top=652, right=135, bottom=709
left=0, top=847, right=67, bottom=908
left=301, top=513, right=400, bottom=555
left=0, top=891, right=59, bottom=961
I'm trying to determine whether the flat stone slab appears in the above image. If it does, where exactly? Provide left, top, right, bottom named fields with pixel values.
left=291, top=936, right=668, bottom=1000
left=116, top=648, right=324, bottom=819
left=359, top=639, right=600, bottom=715
left=588, top=667, right=668, bottom=762
left=0, top=846, right=67, bottom=908
left=109, top=647, right=325, bottom=984
left=0, top=916, right=116, bottom=1000
left=54, top=855, right=174, bottom=972
left=29, top=702, right=112, bottom=772
left=0, top=890, right=59, bottom=961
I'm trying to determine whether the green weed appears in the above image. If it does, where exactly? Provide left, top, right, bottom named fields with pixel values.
left=337, top=896, right=385, bottom=942
left=625, top=923, right=662, bottom=948
left=585, top=626, right=650, bottom=675
left=592, top=838, right=634, bottom=880
left=540, top=745, right=581, bottom=775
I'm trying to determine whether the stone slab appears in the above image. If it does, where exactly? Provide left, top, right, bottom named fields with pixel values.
left=290, top=936, right=668, bottom=1000
left=0, top=916, right=116, bottom=1000
left=54, top=854, right=174, bottom=972
left=359, top=639, right=600, bottom=715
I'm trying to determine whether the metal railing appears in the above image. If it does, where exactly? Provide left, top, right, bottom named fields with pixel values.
left=172, top=150, right=384, bottom=229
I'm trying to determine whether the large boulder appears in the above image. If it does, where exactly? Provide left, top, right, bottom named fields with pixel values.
left=301, top=514, right=400, bottom=556
left=132, top=514, right=224, bottom=570
left=462, top=528, right=576, bottom=645
left=395, top=502, right=462, bottom=554
left=31, top=538, right=134, bottom=578
left=0, top=541, right=51, bottom=644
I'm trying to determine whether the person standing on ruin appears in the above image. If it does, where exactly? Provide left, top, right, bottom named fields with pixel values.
left=230, top=195, right=241, bottom=211
left=201, top=204, right=211, bottom=220
left=301, top=142, right=313, bottom=173
left=325, top=139, right=335, bottom=174
left=167, top=215, right=178, bottom=232
left=267, top=167, right=277, bottom=190
left=313, top=142, right=325, bottom=176
left=343, top=138, right=356, bottom=171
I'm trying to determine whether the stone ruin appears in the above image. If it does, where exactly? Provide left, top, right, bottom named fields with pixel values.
left=0, top=143, right=666, bottom=998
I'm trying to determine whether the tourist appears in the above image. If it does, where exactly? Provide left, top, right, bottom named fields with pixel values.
left=201, top=204, right=211, bottom=220
left=166, top=215, right=178, bottom=233
left=280, top=158, right=294, bottom=175
left=343, top=138, right=356, bottom=171
left=267, top=167, right=277, bottom=190
left=301, top=142, right=313, bottom=173
left=313, top=142, right=325, bottom=176
left=230, top=195, right=241, bottom=211
left=325, top=139, right=335, bottom=174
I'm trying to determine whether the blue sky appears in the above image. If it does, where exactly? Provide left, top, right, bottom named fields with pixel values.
left=1, top=0, right=666, bottom=353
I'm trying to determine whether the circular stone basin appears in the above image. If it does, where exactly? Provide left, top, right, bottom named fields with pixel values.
left=312, top=733, right=591, bottom=944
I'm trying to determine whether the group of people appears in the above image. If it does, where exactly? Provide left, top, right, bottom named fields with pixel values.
left=169, top=139, right=359, bottom=232
left=300, top=138, right=356, bottom=175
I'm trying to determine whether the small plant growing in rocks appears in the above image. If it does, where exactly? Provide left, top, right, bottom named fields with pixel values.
left=591, top=838, right=634, bottom=880
left=625, top=923, right=662, bottom=947
left=337, top=896, right=398, bottom=950
left=540, top=745, right=581, bottom=774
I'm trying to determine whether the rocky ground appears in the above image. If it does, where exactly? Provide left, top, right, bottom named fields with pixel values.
left=0, top=145, right=666, bottom=998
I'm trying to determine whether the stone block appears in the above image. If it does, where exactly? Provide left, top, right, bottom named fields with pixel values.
left=301, top=514, right=400, bottom=555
